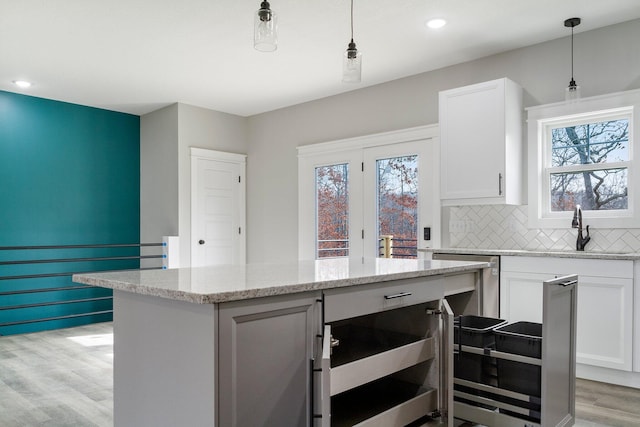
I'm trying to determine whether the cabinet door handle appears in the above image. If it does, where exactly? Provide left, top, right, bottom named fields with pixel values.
left=498, top=173, right=503, bottom=196
left=384, top=292, right=412, bottom=300
left=557, top=279, right=578, bottom=287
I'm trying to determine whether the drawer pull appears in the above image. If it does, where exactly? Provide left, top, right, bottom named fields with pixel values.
left=384, top=292, right=412, bottom=300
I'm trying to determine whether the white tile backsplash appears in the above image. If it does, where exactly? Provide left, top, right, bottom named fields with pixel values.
left=448, top=205, right=640, bottom=253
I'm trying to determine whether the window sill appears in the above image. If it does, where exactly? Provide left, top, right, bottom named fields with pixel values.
left=528, top=207, right=640, bottom=229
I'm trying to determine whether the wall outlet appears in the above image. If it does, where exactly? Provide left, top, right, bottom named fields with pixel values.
left=423, top=227, right=431, bottom=240
left=449, top=220, right=465, bottom=233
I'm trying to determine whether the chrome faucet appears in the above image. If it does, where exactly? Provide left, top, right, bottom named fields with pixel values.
left=571, top=205, right=591, bottom=251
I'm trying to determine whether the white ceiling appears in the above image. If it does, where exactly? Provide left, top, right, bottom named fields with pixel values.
left=2, top=0, right=640, bottom=117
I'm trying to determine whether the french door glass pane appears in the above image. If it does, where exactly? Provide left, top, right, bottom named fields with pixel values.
left=377, top=156, right=418, bottom=258
left=316, top=164, right=349, bottom=258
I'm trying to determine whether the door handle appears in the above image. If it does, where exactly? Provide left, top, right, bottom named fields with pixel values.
left=198, top=240, right=205, bottom=245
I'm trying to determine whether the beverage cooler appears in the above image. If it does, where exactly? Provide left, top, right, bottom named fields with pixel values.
left=314, top=274, right=577, bottom=427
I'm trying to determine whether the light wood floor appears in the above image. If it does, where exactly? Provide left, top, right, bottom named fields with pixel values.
left=1, top=322, right=640, bottom=426
left=0, top=322, right=113, bottom=426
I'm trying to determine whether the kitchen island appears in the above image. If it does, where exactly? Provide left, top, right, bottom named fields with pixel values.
left=73, top=258, right=487, bottom=427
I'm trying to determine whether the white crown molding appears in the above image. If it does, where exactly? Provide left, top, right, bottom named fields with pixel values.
left=297, top=124, right=439, bottom=157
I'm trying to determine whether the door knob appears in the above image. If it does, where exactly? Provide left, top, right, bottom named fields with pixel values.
left=198, top=240, right=205, bottom=245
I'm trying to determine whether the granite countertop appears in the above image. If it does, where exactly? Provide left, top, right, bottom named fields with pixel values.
left=420, top=248, right=640, bottom=261
left=72, top=258, right=488, bottom=304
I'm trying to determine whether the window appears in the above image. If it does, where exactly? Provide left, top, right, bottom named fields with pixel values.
left=528, top=90, right=640, bottom=229
left=547, top=114, right=630, bottom=212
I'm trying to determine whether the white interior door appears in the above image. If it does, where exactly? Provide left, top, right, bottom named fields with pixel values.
left=191, top=149, right=246, bottom=267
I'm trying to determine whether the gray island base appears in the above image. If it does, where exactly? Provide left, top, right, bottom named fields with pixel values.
left=74, top=258, right=489, bottom=426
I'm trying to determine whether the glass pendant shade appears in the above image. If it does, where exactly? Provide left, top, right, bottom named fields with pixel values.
left=254, top=1, right=277, bottom=52
left=342, top=40, right=362, bottom=83
left=565, top=78, right=581, bottom=102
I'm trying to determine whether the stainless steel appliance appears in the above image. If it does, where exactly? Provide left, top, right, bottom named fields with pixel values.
left=432, top=253, right=499, bottom=318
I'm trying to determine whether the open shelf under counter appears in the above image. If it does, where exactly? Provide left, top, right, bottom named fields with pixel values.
left=319, top=296, right=448, bottom=426
left=330, top=377, right=438, bottom=427
left=328, top=323, right=436, bottom=396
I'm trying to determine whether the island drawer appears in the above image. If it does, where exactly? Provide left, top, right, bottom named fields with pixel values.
left=444, top=272, right=477, bottom=296
left=323, top=276, right=444, bottom=322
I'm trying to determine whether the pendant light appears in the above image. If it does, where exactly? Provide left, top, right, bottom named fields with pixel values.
left=342, top=0, right=362, bottom=83
left=254, top=1, right=277, bottom=52
left=564, top=17, right=581, bottom=102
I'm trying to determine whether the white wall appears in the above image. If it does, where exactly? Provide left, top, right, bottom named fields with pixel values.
left=141, top=103, right=247, bottom=267
left=246, top=19, right=640, bottom=263
left=140, top=104, right=179, bottom=267
left=176, top=104, right=248, bottom=267
left=141, top=20, right=640, bottom=264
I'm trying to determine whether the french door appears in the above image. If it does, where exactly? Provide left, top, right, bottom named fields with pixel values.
left=300, top=150, right=363, bottom=260
left=298, top=127, right=439, bottom=261
left=363, top=142, right=431, bottom=259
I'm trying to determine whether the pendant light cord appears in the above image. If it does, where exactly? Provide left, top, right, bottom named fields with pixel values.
left=571, top=26, right=574, bottom=80
left=350, top=0, right=354, bottom=42
left=564, top=17, right=581, bottom=84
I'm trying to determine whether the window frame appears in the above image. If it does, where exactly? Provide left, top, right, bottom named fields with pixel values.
left=297, top=125, right=440, bottom=261
left=528, top=89, right=640, bottom=229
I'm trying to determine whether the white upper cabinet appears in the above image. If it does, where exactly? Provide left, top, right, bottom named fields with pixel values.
left=439, top=78, right=524, bottom=205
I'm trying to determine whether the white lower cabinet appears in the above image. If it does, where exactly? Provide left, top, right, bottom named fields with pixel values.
left=501, top=256, right=633, bottom=371
left=318, top=276, right=454, bottom=427
left=576, top=276, right=632, bottom=370
left=500, top=271, right=548, bottom=323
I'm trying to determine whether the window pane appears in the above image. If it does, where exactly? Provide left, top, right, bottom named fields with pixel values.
left=550, top=168, right=628, bottom=211
left=377, top=156, right=417, bottom=258
left=551, top=119, right=629, bottom=167
left=316, top=164, right=349, bottom=258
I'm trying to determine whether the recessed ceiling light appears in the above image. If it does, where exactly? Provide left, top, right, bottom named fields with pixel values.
left=13, top=80, right=32, bottom=88
left=426, top=18, right=447, bottom=29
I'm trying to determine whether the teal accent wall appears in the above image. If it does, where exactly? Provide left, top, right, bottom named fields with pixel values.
left=0, top=90, right=140, bottom=335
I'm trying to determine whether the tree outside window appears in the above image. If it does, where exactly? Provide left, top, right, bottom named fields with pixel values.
left=316, top=164, right=349, bottom=258
left=549, top=118, right=629, bottom=212
left=377, top=156, right=418, bottom=258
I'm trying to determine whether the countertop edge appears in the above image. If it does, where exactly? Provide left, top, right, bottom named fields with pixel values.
left=72, top=262, right=487, bottom=304
left=420, top=248, right=640, bottom=261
